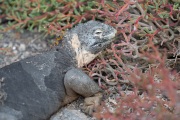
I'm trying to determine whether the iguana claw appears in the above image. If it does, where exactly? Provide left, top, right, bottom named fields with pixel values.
left=82, top=92, right=103, bottom=115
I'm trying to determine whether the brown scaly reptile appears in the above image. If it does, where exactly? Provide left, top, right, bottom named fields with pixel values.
left=0, top=20, right=117, bottom=120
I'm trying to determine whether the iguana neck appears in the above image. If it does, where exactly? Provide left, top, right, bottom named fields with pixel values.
left=51, top=39, right=78, bottom=68
left=54, top=33, right=98, bottom=68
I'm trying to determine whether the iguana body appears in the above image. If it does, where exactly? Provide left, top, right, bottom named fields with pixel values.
left=0, top=21, right=117, bottom=120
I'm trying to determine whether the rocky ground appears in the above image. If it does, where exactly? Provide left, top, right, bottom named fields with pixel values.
left=0, top=30, right=96, bottom=120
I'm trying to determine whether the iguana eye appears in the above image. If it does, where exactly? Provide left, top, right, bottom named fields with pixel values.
left=92, top=43, right=102, bottom=48
left=94, top=29, right=103, bottom=36
left=95, top=31, right=102, bottom=34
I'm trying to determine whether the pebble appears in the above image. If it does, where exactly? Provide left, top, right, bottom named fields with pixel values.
left=50, top=109, right=89, bottom=120
left=19, top=44, right=26, bottom=51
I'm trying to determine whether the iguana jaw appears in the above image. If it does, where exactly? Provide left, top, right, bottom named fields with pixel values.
left=69, top=34, right=98, bottom=67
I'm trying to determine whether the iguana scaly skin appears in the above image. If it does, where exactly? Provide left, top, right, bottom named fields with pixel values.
left=0, top=21, right=117, bottom=120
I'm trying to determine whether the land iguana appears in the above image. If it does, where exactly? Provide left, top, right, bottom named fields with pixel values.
left=0, top=20, right=117, bottom=120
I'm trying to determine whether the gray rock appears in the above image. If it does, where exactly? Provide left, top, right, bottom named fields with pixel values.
left=18, top=44, right=26, bottom=51
left=51, top=109, right=89, bottom=120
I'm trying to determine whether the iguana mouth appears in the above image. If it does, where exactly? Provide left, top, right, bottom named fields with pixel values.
left=92, top=39, right=113, bottom=47
left=92, top=29, right=117, bottom=47
left=103, top=29, right=117, bottom=40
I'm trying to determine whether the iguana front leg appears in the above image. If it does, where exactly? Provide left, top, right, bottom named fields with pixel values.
left=63, top=68, right=102, bottom=115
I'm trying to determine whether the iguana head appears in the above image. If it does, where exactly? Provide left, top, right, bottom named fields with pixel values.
left=64, top=20, right=117, bottom=67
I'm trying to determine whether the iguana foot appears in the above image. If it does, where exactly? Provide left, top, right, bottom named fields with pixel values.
left=81, top=92, right=102, bottom=115
left=64, top=68, right=102, bottom=115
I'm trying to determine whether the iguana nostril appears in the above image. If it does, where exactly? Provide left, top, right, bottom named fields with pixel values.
left=98, top=44, right=102, bottom=47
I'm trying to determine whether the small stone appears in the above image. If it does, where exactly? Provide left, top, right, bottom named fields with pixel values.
left=13, top=50, right=18, bottom=54
left=19, top=44, right=26, bottom=51
left=0, top=34, right=3, bottom=40
left=22, top=51, right=30, bottom=59
left=50, top=109, right=89, bottom=120
left=8, top=42, right=13, bottom=48
left=12, top=46, right=16, bottom=50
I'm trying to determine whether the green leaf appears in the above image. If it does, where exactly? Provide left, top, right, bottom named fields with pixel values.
left=158, top=11, right=169, bottom=18
left=29, top=12, right=41, bottom=18
left=29, top=23, right=35, bottom=31
left=148, top=5, right=155, bottom=9
left=15, top=12, right=22, bottom=20
left=74, top=8, right=80, bottom=15
left=79, top=6, right=84, bottom=12
left=47, top=15, right=56, bottom=22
